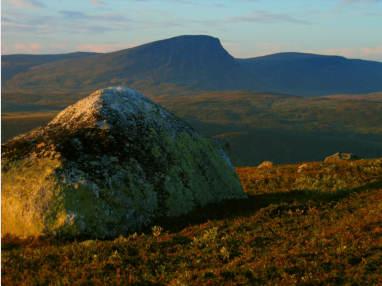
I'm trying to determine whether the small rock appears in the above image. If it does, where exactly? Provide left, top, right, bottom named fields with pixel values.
left=298, top=164, right=308, bottom=169
left=258, top=161, right=274, bottom=169
left=79, top=240, right=96, bottom=247
left=324, top=152, right=359, bottom=163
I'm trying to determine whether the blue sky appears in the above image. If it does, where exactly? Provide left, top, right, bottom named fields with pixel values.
left=1, top=0, right=382, bottom=61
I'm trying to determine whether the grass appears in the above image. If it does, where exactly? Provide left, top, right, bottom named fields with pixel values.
left=2, top=158, right=382, bottom=285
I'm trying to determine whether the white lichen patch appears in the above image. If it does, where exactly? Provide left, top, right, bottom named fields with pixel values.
left=1, top=86, right=246, bottom=239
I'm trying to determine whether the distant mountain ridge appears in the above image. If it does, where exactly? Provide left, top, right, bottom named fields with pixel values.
left=1, top=52, right=100, bottom=82
left=2, top=36, right=271, bottom=94
left=237, top=52, right=382, bottom=96
left=2, top=35, right=382, bottom=96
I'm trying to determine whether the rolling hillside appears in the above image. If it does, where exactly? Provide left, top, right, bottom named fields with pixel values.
left=237, top=53, right=382, bottom=96
left=2, top=35, right=382, bottom=97
left=2, top=35, right=270, bottom=95
left=155, top=90, right=382, bottom=135
left=1, top=52, right=99, bottom=83
left=323, top=91, right=382, bottom=102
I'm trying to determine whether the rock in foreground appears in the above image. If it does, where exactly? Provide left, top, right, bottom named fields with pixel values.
left=1, top=87, right=246, bottom=238
left=258, top=161, right=274, bottom=169
left=324, top=152, right=360, bottom=163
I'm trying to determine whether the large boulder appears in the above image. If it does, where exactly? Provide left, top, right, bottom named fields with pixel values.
left=1, top=87, right=246, bottom=238
left=324, top=152, right=359, bottom=163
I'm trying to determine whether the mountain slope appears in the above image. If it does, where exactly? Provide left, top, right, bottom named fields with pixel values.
left=323, top=91, right=382, bottom=102
left=1, top=52, right=100, bottom=82
left=237, top=52, right=382, bottom=96
left=4, top=35, right=271, bottom=94
left=3, top=38, right=382, bottom=96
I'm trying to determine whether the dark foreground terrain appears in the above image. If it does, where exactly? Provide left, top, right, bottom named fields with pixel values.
left=2, top=158, right=382, bottom=285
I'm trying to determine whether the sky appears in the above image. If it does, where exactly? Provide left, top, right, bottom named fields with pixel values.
left=1, top=0, right=382, bottom=61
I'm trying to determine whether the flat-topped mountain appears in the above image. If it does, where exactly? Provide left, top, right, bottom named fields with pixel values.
left=237, top=52, right=382, bottom=96
left=2, top=36, right=382, bottom=96
left=3, top=35, right=270, bottom=94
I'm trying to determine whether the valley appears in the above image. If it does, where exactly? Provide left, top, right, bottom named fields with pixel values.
left=2, top=89, right=382, bottom=166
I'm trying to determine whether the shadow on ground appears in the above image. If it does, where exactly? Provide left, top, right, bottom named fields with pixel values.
left=142, top=180, right=382, bottom=234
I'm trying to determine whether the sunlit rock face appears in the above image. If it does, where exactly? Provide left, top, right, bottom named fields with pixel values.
left=1, top=87, right=246, bottom=238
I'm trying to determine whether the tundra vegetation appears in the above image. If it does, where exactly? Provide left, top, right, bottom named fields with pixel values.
left=2, top=158, right=382, bottom=285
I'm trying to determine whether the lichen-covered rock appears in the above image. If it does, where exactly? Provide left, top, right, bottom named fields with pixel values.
left=324, top=152, right=359, bottom=163
left=1, top=87, right=246, bottom=238
left=258, top=161, right=274, bottom=169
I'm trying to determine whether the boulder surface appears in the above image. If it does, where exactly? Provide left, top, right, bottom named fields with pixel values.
left=1, top=87, right=246, bottom=238
left=258, top=161, right=274, bottom=169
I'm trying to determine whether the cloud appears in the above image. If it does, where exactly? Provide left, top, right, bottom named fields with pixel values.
left=1, top=10, right=70, bottom=35
left=226, top=11, right=312, bottom=25
left=59, top=10, right=129, bottom=22
left=140, top=8, right=169, bottom=16
left=221, top=40, right=242, bottom=46
left=342, top=0, right=382, bottom=3
left=185, top=19, right=218, bottom=26
left=13, top=43, right=45, bottom=54
left=2, top=21, right=43, bottom=34
left=2, top=0, right=46, bottom=8
left=2, top=46, right=11, bottom=55
left=59, top=11, right=90, bottom=20
left=86, top=0, right=107, bottom=5
left=50, top=44, right=66, bottom=54
left=67, top=23, right=116, bottom=34
left=1, top=17, right=14, bottom=23
left=171, top=0, right=199, bottom=5
left=360, top=11, right=382, bottom=15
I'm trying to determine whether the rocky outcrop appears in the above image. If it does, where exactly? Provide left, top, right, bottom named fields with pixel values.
left=298, top=164, right=308, bottom=173
left=324, top=152, right=359, bottom=163
left=258, top=161, right=274, bottom=169
left=1, top=87, right=246, bottom=238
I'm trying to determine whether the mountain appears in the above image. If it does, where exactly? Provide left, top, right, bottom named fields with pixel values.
left=2, top=36, right=382, bottom=97
left=3, top=35, right=271, bottom=95
left=1, top=52, right=100, bottom=82
left=237, top=52, right=382, bottom=96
